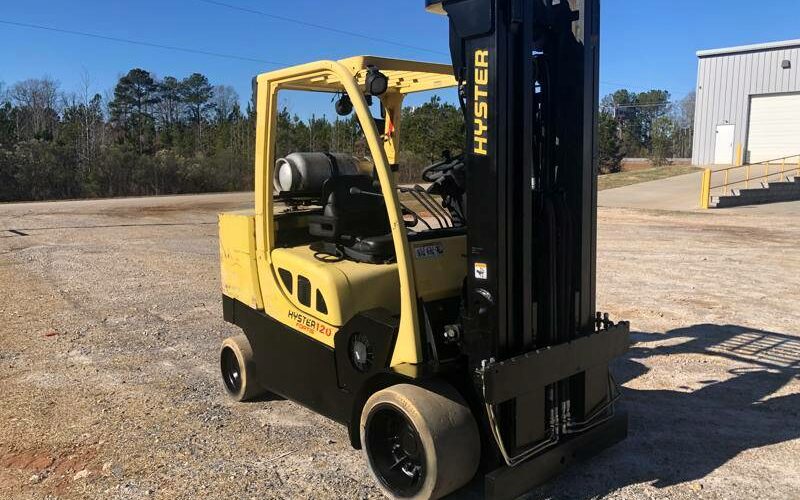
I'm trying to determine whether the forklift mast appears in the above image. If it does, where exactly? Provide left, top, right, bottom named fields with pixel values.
left=426, top=5, right=629, bottom=488
left=427, top=0, right=599, bottom=363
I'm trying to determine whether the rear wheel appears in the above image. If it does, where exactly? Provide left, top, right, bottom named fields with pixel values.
left=220, top=335, right=264, bottom=402
left=360, top=383, right=480, bottom=499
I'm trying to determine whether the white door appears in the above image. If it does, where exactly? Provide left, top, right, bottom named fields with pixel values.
left=747, top=93, right=800, bottom=163
left=714, top=124, right=735, bottom=165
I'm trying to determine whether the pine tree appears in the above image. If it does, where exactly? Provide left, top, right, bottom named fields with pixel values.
left=109, top=69, right=160, bottom=153
left=598, top=111, right=623, bottom=173
left=180, top=73, right=215, bottom=153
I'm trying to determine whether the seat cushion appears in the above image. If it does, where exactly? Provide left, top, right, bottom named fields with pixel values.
left=350, top=234, right=395, bottom=259
left=310, top=233, right=395, bottom=265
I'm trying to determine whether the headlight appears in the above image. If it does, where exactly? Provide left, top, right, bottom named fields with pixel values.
left=349, top=333, right=374, bottom=372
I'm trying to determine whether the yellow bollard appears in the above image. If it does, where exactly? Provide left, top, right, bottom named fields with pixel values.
left=781, top=159, right=786, bottom=181
left=735, top=144, right=743, bottom=166
left=700, top=168, right=712, bottom=209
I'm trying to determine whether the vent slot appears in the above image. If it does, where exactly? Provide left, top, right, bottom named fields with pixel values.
left=298, top=275, right=312, bottom=307
left=278, top=268, right=293, bottom=293
left=316, top=290, right=328, bottom=314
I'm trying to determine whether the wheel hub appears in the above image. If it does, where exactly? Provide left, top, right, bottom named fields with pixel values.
left=366, top=405, right=426, bottom=496
left=221, top=347, right=242, bottom=394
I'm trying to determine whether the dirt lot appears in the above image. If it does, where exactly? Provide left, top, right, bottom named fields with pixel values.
left=1, top=193, right=798, bottom=499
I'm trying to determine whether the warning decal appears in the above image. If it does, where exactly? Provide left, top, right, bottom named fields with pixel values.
left=474, top=262, right=488, bottom=280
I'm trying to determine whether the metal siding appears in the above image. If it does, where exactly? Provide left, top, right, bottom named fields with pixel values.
left=735, top=55, right=750, bottom=156
left=771, top=51, right=781, bottom=90
left=691, top=59, right=703, bottom=161
left=698, top=58, right=712, bottom=165
left=756, top=52, right=766, bottom=93
left=718, top=57, right=728, bottom=129
left=734, top=56, right=747, bottom=147
left=695, top=57, right=711, bottom=165
left=693, top=45, right=800, bottom=165
left=774, top=51, right=785, bottom=90
left=693, top=60, right=704, bottom=165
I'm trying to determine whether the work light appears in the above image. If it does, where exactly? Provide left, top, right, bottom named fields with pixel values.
left=365, top=66, right=389, bottom=96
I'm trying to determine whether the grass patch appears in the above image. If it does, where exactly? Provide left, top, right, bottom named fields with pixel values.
left=598, top=165, right=701, bottom=191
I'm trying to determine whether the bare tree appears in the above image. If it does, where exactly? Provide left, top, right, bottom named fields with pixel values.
left=156, top=76, right=183, bottom=129
left=676, top=91, right=696, bottom=128
left=212, top=85, right=239, bottom=123
left=670, top=92, right=695, bottom=158
left=10, top=77, right=61, bottom=140
left=60, top=70, right=105, bottom=164
left=77, top=70, right=104, bottom=162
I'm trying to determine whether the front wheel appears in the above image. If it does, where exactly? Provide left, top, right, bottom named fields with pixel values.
left=360, top=383, right=480, bottom=499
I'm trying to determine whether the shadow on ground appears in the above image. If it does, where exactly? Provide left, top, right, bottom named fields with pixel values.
left=521, top=323, right=800, bottom=499
left=238, top=322, right=799, bottom=499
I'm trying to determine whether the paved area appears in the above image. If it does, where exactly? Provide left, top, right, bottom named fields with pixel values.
left=599, top=170, right=704, bottom=211
left=599, top=164, right=800, bottom=212
left=0, top=193, right=798, bottom=499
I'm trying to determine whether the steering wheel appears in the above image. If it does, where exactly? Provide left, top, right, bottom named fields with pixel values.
left=422, top=151, right=461, bottom=183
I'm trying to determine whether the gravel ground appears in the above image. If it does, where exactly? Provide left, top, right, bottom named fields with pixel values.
left=0, top=193, right=798, bottom=499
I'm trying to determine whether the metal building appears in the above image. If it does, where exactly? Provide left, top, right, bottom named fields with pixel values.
left=692, top=39, right=800, bottom=166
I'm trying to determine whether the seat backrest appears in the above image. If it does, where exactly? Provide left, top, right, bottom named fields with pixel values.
left=310, top=175, right=390, bottom=240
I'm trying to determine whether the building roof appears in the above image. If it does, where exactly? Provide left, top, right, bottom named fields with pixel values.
left=697, top=39, right=800, bottom=58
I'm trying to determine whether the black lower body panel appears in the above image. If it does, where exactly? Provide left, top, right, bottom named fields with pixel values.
left=224, top=295, right=351, bottom=423
left=222, top=295, right=427, bottom=446
left=484, top=411, right=628, bottom=500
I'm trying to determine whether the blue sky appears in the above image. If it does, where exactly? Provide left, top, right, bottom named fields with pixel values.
left=2, top=0, right=800, bottom=117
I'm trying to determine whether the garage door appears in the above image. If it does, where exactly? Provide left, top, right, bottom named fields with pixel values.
left=747, top=93, right=800, bottom=163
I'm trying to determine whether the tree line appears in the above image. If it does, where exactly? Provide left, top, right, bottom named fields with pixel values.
left=0, top=68, right=694, bottom=202
left=0, top=69, right=464, bottom=202
left=0, top=70, right=255, bottom=202
left=599, top=89, right=696, bottom=173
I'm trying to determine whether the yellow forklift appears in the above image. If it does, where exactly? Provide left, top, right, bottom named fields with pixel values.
left=217, top=1, right=629, bottom=498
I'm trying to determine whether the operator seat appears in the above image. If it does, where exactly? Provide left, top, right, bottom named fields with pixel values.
left=308, top=175, right=395, bottom=264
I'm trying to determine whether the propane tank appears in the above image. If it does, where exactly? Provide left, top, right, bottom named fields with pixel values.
left=274, top=152, right=372, bottom=193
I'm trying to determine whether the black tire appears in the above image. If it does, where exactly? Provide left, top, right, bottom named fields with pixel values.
left=360, top=383, right=480, bottom=499
left=220, top=335, right=264, bottom=402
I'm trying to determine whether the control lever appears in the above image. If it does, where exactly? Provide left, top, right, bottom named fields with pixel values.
left=349, top=187, right=383, bottom=198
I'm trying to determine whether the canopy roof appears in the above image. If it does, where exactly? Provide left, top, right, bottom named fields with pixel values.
left=258, top=56, right=457, bottom=95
